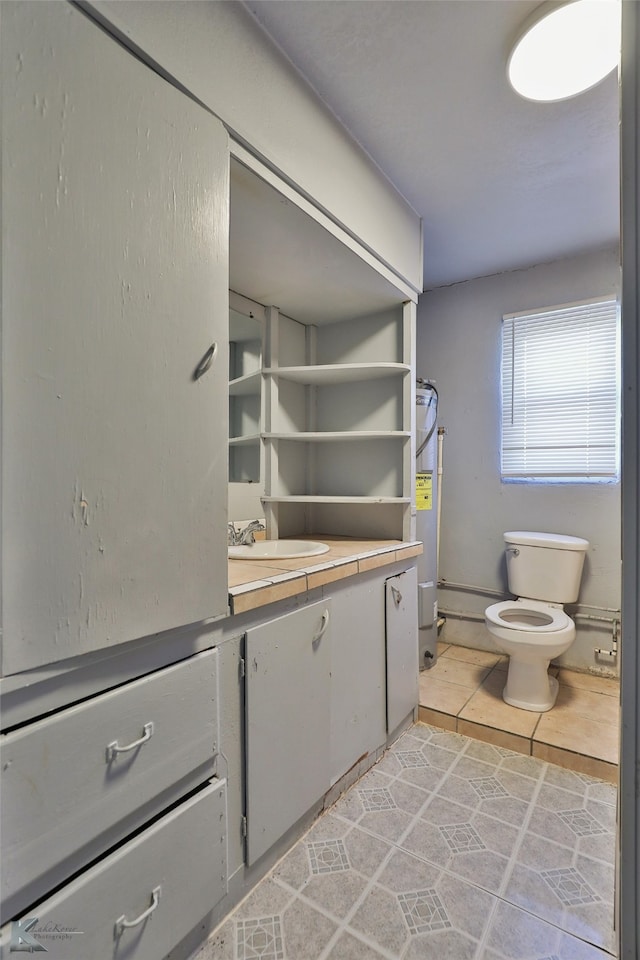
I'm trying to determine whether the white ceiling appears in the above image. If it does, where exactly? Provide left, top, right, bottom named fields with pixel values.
left=242, top=0, right=620, bottom=290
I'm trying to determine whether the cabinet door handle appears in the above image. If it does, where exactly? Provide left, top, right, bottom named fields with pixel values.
left=193, top=342, right=218, bottom=380
left=391, top=585, right=402, bottom=606
left=114, top=886, right=161, bottom=938
left=106, top=722, right=154, bottom=763
left=313, top=609, right=330, bottom=647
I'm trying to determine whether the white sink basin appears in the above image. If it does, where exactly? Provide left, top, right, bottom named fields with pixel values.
left=228, top=540, right=330, bottom=561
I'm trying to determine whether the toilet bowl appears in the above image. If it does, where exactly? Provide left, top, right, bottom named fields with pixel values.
left=485, top=598, right=575, bottom=711
left=484, top=531, right=589, bottom=712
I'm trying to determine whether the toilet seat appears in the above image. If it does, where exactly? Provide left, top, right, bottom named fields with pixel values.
left=485, top=598, right=571, bottom=633
left=484, top=597, right=576, bottom=710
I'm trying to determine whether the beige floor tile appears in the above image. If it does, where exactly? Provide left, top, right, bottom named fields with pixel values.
left=557, top=668, right=620, bottom=698
left=307, top=560, right=358, bottom=589
left=359, top=552, right=396, bottom=573
left=418, top=705, right=457, bottom=732
left=458, top=672, right=542, bottom=738
left=534, top=710, right=619, bottom=764
left=309, top=536, right=399, bottom=555
left=231, top=575, right=307, bottom=613
left=553, top=683, right=620, bottom=726
left=457, top=719, right=531, bottom=757
left=489, top=659, right=509, bottom=673
left=426, top=656, right=492, bottom=689
left=228, top=561, right=284, bottom=587
left=418, top=673, right=474, bottom=715
left=441, top=645, right=503, bottom=667
left=532, top=741, right=618, bottom=784
left=423, top=643, right=621, bottom=774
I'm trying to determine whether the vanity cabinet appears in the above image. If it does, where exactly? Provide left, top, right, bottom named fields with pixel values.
left=1, top=0, right=230, bottom=676
left=244, top=600, right=332, bottom=865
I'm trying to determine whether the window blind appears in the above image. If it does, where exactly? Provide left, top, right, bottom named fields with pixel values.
left=501, top=297, right=619, bottom=479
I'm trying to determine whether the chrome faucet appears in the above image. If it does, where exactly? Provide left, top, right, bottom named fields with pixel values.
left=237, top=520, right=266, bottom=545
left=227, top=522, right=240, bottom=546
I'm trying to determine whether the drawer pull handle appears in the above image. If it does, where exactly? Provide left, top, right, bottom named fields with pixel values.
left=115, top=886, right=161, bottom=938
left=313, top=609, right=330, bottom=647
left=193, top=342, right=218, bottom=380
left=106, top=722, right=154, bottom=763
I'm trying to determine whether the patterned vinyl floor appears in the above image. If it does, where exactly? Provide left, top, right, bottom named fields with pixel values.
left=194, top=723, right=617, bottom=960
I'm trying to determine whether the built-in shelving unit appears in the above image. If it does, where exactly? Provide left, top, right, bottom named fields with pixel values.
left=229, top=155, right=418, bottom=540
left=261, top=304, right=415, bottom=540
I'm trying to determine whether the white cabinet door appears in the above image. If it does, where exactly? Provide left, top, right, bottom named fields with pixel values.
left=329, top=579, right=387, bottom=784
left=385, top=568, right=419, bottom=734
left=245, top=600, right=331, bottom=865
left=1, top=2, right=229, bottom=675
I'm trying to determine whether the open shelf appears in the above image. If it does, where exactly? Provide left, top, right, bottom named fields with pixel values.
left=263, top=362, right=410, bottom=385
left=229, top=434, right=261, bottom=446
left=229, top=372, right=262, bottom=397
left=262, top=495, right=411, bottom=505
left=264, top=431, right=410, bottom=442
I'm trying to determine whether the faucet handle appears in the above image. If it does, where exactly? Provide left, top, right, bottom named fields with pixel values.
left=238, top=520, right=265, bottom=545
left=227, top=522, right=239, bottom=545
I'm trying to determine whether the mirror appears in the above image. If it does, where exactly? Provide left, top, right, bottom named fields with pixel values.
left=229, top=302, right=263, bottom=484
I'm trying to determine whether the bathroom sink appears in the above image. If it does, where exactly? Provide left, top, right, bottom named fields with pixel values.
left=228, top=540, right=330, bottom=560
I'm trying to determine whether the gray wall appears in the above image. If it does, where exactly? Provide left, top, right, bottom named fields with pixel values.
left=417, top=246, right=621, bottom=674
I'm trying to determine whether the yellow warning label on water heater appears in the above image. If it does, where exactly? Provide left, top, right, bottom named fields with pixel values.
left=416, top=472, right=433, bottom=511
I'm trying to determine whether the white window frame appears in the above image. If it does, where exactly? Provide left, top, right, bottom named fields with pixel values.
left=501, top=295, right=620, bottom=482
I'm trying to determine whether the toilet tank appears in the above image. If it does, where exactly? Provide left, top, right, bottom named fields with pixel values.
left=504, top=531, right=589, bottom=604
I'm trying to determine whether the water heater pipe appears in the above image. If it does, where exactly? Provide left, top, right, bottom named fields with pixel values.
left=436, top=427, right=446, bottom=570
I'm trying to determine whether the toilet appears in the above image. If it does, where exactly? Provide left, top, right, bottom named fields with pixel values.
left=485, top=531, right=589, bottom=712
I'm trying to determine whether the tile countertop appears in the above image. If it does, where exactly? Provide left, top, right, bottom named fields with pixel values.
left=228, top=535, right=423, bottom=615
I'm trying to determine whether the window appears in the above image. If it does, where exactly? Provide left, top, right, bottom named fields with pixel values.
left=501, top=296, right=620, bottom=481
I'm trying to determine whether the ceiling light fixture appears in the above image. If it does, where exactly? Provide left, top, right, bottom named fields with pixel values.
left=507, top=0, right=621, bottom=102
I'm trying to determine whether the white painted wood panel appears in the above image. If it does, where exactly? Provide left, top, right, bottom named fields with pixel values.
left=1, top=649, right=218, bottom=919
left=0, top=780, right=227, bottom=958
left=83, top=0, right=423, bottom=292
left=385, top=568, right=419, bottom=734
left=1, top=2, right=230, bottom=675
left=329, top=580, right=387, bottom=784
left=245, top=600, right=331, bottom=865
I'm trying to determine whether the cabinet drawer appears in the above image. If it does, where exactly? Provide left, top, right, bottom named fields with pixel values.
left=0, top=778, right=227, bottom=960
left=1, top=649, right=218, bottom=919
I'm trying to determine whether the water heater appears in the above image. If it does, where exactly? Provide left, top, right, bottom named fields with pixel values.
left=416, top=379, right=439, bottom=669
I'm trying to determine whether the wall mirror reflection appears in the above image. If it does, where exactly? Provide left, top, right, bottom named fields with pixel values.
left=228, top=294, right=264, bottom=485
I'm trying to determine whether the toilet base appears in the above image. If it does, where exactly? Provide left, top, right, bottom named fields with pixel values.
left=502, top=659, right=559, bottom=712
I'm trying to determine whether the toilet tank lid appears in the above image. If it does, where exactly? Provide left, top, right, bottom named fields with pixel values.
left=504, top=531, right=590, bottom=551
